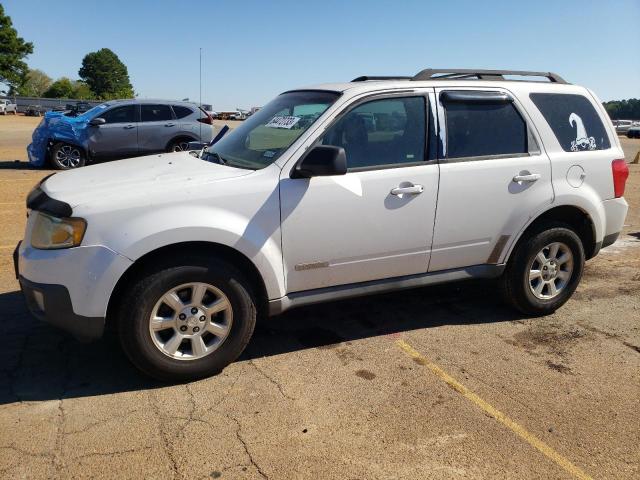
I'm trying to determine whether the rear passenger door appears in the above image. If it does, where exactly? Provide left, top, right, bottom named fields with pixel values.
left=429, top=88, right=553, bottom=272
left=137, top=104, right=178, bottom=153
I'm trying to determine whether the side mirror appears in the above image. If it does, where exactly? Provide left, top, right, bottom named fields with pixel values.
left=293, top=145, right=347, bottom=178
left=89, top=117, right=106, bottom=126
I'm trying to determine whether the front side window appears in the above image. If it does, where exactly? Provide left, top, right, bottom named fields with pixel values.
left=141, top=104, right=173, bottom=122
left=204, top=90, right=339, bottom=170
left=530, top=93, right=610, bottom=151
left=101, top=105, right=136, bottom=124
left=444, top=97, right=527, bottom=159
left=320, top=97, right=426, bottom=170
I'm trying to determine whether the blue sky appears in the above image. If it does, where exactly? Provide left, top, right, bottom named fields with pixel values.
left=3, top=0, right=639, bottom=109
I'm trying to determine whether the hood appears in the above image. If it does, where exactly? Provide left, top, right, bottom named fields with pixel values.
left=42, top=152, right=253, bottom=208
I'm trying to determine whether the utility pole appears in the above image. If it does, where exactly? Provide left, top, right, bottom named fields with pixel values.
left=199, top=47, right=202, bottom=140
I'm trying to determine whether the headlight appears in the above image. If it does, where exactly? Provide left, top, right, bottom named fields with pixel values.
left=31, top=212, right=87, bottom=250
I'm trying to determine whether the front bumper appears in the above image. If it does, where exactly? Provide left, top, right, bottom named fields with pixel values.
left=15, top=239, right=133, bottom=341
left=18, top=275, right=104, bottom=342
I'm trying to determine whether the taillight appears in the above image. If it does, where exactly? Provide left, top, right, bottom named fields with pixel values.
left=197, top=115, right=213, bottom=125
left=612, top=159, right=629, bottom=198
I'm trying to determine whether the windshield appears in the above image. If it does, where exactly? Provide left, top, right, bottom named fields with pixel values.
left=78, top=103, right=110, bottom=120
left=204, top=90, right=339, bottom=170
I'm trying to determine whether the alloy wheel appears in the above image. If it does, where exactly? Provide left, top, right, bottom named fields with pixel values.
left=149, top=282, right=233, bottom=360
left=528, top=242, right=574, bottom=300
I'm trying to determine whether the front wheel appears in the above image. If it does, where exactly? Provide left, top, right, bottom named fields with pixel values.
left=50, top=143, right=86, bottom=170
left=118, top=255, right=257, bottom=382
left=500, top=225, right=585, bottom=316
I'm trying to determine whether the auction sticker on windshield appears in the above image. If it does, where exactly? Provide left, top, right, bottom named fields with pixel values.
left=266, top=115, right=300, bottom=129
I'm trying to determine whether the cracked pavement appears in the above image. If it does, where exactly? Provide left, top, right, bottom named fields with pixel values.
left=0, top=118, right=639, bottom=478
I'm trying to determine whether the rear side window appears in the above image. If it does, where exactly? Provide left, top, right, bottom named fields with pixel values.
left=172, top=105, right=193, bottom=119
left=101, top=105, right=136, bottom=124
left=141, top=104, right=173, bottom=122
left=530, top=93, right=610, bottom=151
left=443, top=98, right=527, bottom=159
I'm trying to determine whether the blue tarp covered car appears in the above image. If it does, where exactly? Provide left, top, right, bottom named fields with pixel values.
left=27, top=104, right=109, bottom=168
left=27, top=100, right=214, bottom=169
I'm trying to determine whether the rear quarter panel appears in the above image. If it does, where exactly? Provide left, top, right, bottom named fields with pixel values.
left=515, top=84, right=623, bottom=243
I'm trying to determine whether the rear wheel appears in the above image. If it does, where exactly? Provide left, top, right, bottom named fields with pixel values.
left=167, top=138, right=194, bottom=152
left=500, top=225, right=584, bottom=316
left=118, top=255, right=256, bottom=382
left=50, top=143, right=86, bottom=170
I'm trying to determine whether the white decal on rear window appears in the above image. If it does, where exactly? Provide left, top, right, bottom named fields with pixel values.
left=266, top=115, right=300, bottom=129
left=569, top=113, right=596, bottom=151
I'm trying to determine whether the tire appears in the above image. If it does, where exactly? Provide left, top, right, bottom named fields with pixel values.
left=50, top=142, right=86, bottom=170
left=166, top=138, right=194, bottom=152
left=499, top=224, right=585, bottom=316
left=118, top=254, right=257, bottom=382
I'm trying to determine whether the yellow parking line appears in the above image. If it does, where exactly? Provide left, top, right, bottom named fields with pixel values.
left=395, top=340, right=593, bottom=480
left=0, top=245, right=16, bottom=249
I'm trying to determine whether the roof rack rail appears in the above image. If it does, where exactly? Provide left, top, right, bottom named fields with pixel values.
left=411, top=69, right=567, bottom=84
left=351, top=76, right=413, bottom=82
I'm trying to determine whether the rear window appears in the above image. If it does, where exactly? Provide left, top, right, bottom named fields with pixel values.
left=530, top=93, right=610, bottom=151
left=444, top=100, right=527, bottom=159
left=172, top=105, right=193, bottom=119
left=141, top=104, right=173, bottom=122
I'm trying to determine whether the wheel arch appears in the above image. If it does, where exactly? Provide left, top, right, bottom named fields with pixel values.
left=165, top=135, right=197, bottom=151
left=504, top=204, right=598, bottom=264
left=105, top=241, right=269, bottom=332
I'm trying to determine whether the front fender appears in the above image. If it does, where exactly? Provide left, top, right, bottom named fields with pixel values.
left=83, top=202, right=285, bottom=300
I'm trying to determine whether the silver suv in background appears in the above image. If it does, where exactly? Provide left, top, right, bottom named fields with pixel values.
left=27, top=99, right=215, bottom=169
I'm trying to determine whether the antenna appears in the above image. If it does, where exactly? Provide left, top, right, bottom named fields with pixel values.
left=199, top=47, right=202, bottom=141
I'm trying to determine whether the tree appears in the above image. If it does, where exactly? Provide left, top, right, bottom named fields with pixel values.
left=0, top=4, right=34, bottom=90
left=17, top=68, right=52, bottom=96
left=71, top=80, right=94, bottom=100
left=603, top=99, right=640, bottom=120
left=79, top=48, right=134, bottom=99
left=43, top=77, right=75, bottom=98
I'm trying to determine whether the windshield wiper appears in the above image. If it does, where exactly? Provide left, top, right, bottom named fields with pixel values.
left=202, top=151, right=227, bottom=165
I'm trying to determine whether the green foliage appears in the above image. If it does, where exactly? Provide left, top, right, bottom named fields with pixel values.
left=17, top=68, right=51, bottom=96
left=603, top=99, right=640, bottom=120
left=79, top=48, right=134, bottom=100
left=0, top=4, right=34, bottom=90
left=71, top=80, right=94, bottom=100
left=42, top=77, right=96, bottom=99
left=43, top=77, right=75, bottom=98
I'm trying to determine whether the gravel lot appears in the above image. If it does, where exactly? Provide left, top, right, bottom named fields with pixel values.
left=1, top=115, right=639, bottom=479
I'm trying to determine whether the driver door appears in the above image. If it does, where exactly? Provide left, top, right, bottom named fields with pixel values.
left=280, top=93, right=439, bottom=293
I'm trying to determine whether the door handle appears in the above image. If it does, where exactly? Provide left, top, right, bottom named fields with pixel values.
left=513, top=173, right=541, bottom=183
left=123, top=124, right=135, bottom=129
left=165, top=123, right=175, bottom=127
left=391, top=184, right=424, bottom=196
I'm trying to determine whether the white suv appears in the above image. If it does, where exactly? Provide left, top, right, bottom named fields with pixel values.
left=15, top=69, right=629, bottom=381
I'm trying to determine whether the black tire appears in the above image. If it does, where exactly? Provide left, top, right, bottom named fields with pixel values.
left=499, top=224, right=585, bottom=316
left=118, top=254, right=256, bottom=382
left=50, top=142, right=86, bottom=170
left=166, top=138, right=195, bottom=152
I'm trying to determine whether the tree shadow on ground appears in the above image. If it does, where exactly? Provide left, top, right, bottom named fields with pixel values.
left=0, top=279, right=525, bottom=405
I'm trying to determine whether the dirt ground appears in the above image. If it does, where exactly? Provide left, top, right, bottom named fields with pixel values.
left=0, top=115, right=639, bottom=479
